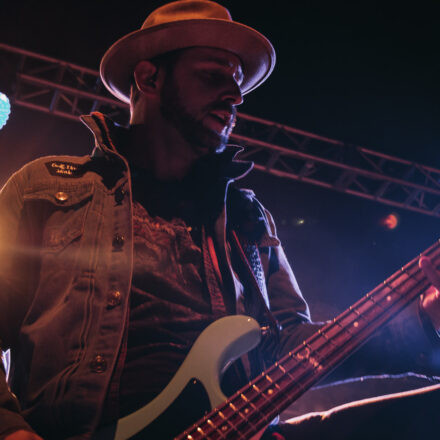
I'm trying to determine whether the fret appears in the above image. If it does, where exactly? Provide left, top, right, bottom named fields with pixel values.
left=244, top=382, right=276, bottom=414
left=296, top=342, right=324, bottom=371
left=303, top=334, right=328, bottom=353
left=174, top=241, right=440, bottom=440
left=320, top=319, right=352, bottom=342
left=338, top=312, right=365, bottom=331
left=228, top=400, right=259, bottom=434
left=285, top=350, right=317, bottom=377
left=380, top=280, right=408, bottom=305
left=276, top=362, right=286, bottom=374
left=385, top=269, right=410, bottom=291
left=401, top=265, right=424, bottom=284
left=355, top=296, right=382, bottom=315
left=239, top=393, right=260, bottom=417
left=270, top=360, right=303, bottom=392
left=333, top=314, right=356, bottom=336
left=304, top=340, right=324, bottom=359
left=317, top=328, right=338, bottom=347
left=365, top=291, right=386, bottom=310
left=205, top=413, right=233, bottom=435
left=264, top=373, right=274, bottom=384
left=216, top=384, right=277, bottom=437
left=249, top=378, right=282, bottom=411
left=257, top=374, right=282, bottom=398
left=215, top=410, right=245, bottom=439
left=206, top=418, right=226, bottom=440
left=221, top=409, right=250, bottom=438
left=351, top=305, right=361, bottom=316
left=240, top=393, right=249, bottom=402
left=242, top=390, right=270, bottom=423
left=228, top=401, right=255, bottom=428
left=227, top=399, right=254, bottom=422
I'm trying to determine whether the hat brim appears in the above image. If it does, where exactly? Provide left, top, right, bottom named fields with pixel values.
left=100, top=19, right=276, bottom=104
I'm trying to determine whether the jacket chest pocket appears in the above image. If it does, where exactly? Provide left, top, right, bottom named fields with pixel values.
left=23, top=183, right=95, bottom=252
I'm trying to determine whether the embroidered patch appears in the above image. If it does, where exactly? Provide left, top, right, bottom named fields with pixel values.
left=45, top=161, right=85, bottom=178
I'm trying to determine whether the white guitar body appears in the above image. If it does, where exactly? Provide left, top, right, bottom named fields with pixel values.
left=109, top=315, right=263, bottom=440
left=94, top=241, right=440, bottom=439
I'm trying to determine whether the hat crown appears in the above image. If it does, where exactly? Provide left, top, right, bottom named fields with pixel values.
left=100, top=0, right=275, bottom=103
left=142, top=0, right=232, bottom=29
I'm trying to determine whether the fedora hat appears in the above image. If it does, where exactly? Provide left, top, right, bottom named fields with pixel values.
left=100, top=0, right=276, bottom=103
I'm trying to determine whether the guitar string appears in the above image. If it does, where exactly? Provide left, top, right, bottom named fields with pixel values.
left=178, top=242, right=440, bottom=439
left=183, top=271, right=429, bottom=440
left=215, top=273, right=431, bottom=440
left=255, top=280, right=431, bottom=429
left=217, top=254, right=434, bottom=439
left=182, top=283, right=428, bottom=440
left=179, top=246, right=436, bottom=440
left=238, top=251, right=434, bottom=438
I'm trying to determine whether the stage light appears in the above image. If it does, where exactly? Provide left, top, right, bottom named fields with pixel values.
left=380, top=213, right=399, bottom=230
left=293, top=218, right=305, bottom=226
left=0, top=92, right=11, bottom=130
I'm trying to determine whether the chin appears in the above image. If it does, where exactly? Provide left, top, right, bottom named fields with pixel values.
left=194, top=129, right=229, bottom=155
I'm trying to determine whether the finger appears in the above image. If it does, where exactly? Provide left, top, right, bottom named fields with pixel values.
left=419, top=256, right=440, bottom=288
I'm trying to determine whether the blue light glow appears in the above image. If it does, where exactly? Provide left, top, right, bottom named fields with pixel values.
left=0, top=92, right=11, bottom=130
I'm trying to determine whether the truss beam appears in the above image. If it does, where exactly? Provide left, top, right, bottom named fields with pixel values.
left=2, top=43, right=440, bottom=218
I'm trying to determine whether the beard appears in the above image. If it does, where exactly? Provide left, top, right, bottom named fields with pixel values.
left=159, top=78, right=236, bottom=155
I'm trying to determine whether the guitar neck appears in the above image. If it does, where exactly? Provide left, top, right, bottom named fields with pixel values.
left=177, top=240, right=440, bottom=440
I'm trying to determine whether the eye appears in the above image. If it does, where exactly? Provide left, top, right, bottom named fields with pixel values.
left=199, top=70, right=224, bottom=83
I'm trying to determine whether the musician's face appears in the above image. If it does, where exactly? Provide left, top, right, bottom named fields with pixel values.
left=159, top=47, right=244, bottom=154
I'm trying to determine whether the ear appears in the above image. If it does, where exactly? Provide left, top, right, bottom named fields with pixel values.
left=133, top=60, right=160, bottom=96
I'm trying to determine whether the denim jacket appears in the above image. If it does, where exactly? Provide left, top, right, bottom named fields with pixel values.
left=0, top=113, right=315, bottom=439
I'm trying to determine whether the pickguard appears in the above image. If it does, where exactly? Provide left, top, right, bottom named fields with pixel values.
left=130, top=378, right=210, bottom=439
left=96, top=379, right=211, bottom=440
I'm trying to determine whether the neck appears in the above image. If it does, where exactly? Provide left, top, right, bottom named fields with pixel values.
left=125, top=121, right=200, bottom=181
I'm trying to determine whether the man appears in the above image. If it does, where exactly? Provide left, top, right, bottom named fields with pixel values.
left=1, top=1, right=440, bottom=439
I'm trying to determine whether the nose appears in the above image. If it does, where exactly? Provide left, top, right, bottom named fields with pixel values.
left=222, top=80, right=243, bottom=106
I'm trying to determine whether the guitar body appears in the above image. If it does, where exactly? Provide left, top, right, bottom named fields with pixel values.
left=100, top=315, right=262, bottom=440
left=95, top=241, right=440, bottom=440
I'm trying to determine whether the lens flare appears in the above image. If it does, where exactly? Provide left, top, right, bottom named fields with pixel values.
left=0, top=93, right=11, bottom=130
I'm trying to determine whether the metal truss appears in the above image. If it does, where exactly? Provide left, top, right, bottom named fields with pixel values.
left=0, top=43, right=128, bottom=124
left=2, top=42, right=440, bottom=218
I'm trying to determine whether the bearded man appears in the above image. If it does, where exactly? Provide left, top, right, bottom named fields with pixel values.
left=1, top=1, right=440, bottom=440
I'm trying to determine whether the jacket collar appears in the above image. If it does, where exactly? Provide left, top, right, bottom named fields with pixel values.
left=80, top=112, right=253, bottom=182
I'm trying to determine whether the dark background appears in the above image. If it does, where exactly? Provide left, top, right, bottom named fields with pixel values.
left=1, top=0, right=439, bottom=382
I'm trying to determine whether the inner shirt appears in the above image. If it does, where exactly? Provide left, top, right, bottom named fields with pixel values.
left=116, top=160, right=248, bottom=418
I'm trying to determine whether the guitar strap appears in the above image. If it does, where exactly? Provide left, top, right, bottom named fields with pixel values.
left=229, top=229, right=281, bottom=343
left=202, top=225, right=228, bottom=319
left=226, top=185, right=281, bottom=340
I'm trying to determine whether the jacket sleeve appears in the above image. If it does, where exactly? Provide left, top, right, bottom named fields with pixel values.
left=260, top=208, right=324, bottom=360
left=0, top=173, right=36, bottom=437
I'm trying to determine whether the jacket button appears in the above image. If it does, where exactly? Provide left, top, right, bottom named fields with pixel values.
left=90, top=355, right=107, bottom=373
left=55, top=191, right=69, bottom=202
left=112, top=233, right=125, bottom=250
left=107, top=290, right=122, bottom=307
left=115, top=188, right=126, bottom=204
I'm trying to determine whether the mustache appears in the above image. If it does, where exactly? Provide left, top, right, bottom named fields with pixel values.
left=205, top=103, right=237, bottom=119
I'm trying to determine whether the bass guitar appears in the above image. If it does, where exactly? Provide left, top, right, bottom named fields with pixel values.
left=101, top=240, right=440, bottom=440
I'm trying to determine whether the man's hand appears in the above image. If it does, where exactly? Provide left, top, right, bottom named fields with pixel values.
left=4, top=430, right=43, bottom=440
left=419, top=256, right=440, bottom=332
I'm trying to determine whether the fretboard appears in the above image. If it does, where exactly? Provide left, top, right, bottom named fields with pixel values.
left=177, top=240, right=440, bottom=440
